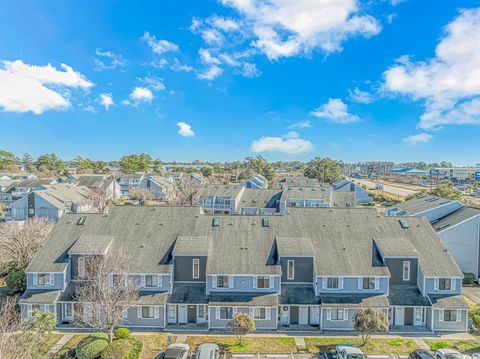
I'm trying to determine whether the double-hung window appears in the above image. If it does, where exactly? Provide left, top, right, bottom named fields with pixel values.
left=402, top=261, right=410, bottom=281
left=331, top=309, right=344, bottom=321
left=37, top=273, right=50, bottom=286
left=254, top=308, right=267, bottom=320
left=193, top=259, right=200, bottom=279
left=145, top=275, right=158, bottom=288
left=78, top=257, right=86, bottom=279
left=287, top=260, right=294, bottom=280
left=439, top=278, right=452, bottom=291
left=327, top=277, right=339, bottom=289
left=443, top=310, right=457, bottom=322
left=257, top=276, right=270, bottom=289
left=141, top=306, right=155, bottom=319
left=217, top=276, right=230, bottom=288
left=220, top=307, right=233, bottom=320
left=363, top=277, right=375, bottom=290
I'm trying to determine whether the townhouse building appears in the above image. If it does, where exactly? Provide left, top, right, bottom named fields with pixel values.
left=69, top=174, right=121, bottom=200
left=332, top=179, right=373, bottom=204
left=138, top=175, right=177, bottom=201
left=117, top=174, right=144, bottom=194
left=20, top=206, right=467, bottom=333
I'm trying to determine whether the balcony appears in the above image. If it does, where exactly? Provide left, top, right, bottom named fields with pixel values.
left=201, top=203, right=231, bottom=210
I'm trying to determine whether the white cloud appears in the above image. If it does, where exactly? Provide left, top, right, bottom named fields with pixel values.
left=99, top=93, right=114, bottom=110
left=288, top=120, right=312, bottom=129
left=383, top=8, right=480, bottom=130
left=390, top=0, right=406, bottom=6
left=122, top=87, right=154, bottom=106
left=403, top=133, right=433, bottom=146
left=94, top=48, right=126, bottom=71
left=0, top=60, right=93, bottom=114
left=239, top=62, right=261, bottom=78
left=348, top=87, right=374, bottom=104
left=139, top=76, right=165, bottom=91
left=142, top=32, right=179, bottom=54
left=311, top=98, right=360, bottom=124
left=197, top=65, right=223, bottom=81
left=218, top=0, right=381, bottom=60
left=199, top=48, right=221, bottom=65
left=251, top=131, right=313, bottom=154
left=171, top=58, right=195, bottom=72
left=177, top=121, right=195, bottom=137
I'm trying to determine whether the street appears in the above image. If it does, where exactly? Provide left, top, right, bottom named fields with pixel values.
left=350, top=178, right=421, bottom=198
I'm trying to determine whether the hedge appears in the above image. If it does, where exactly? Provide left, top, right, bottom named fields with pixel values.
left=76, top=334, right=109, bottom=359
left=101, top=338, right=143, bottom=359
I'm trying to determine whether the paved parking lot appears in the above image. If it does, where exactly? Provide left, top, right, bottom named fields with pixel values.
left=194, top=352, right=412, bottom=359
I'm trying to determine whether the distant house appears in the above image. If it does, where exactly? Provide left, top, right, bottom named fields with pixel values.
left=138, top=175, right=177, bottom=200
left=117, top=174, right=145, bottom=194
left=167, top=172, right=184, bottom=181
left=332, top=179, right=373, bottom=204
left=3, top=178, right=58, bottom=203
left=275, top=176, right=326, bottom=189
left=245, top=174, right=268, bottom=189
left=10, top=184, right=93, bottom=222
left=69, top=174, right=121, bottom=200
left=187, top=173, right=207, bottom=185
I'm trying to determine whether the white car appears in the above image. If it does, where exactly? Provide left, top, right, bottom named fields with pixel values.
left=336, top=345, right=365, bottom=359
left=436, top=349, right=472, bottom=359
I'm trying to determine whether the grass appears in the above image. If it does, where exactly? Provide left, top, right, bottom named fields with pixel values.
left=305, top=338, right=418, bottom=354
left=54, top=335, right=87, bottom=358
left=37, top=333, right=63, bottom=356
left=425, top=339, right=480, bottom=354
left=185, top=336, right=297, bottom=353
left=134, top=334, right=176, bottom=359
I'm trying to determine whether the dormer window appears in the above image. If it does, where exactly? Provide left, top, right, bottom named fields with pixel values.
left=363, top=277, right=375, bottom=290
left=437, top=278, right=452, bottom=291
left=37, top=273, right=51, bottom=286
left=217, top=276, right=230, bottom=288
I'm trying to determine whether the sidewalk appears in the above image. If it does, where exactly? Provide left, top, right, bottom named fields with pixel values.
left=47, top=333, right=74, bottom=357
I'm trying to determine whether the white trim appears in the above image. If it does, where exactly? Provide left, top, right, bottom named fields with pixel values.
left=192, top=259, right=200, bottom=279
left=287, top=260, right=294, bottom=280
left=403, top=261, right=410, bottom=281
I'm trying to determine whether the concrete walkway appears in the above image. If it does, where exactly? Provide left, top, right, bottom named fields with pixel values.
left=412, top=338, right=430, bottom=350
left=176, top=335, right=187, bottom=343
left=294, top=337, right=306, bottom=351
left=47, top=333, right=74, bottom=357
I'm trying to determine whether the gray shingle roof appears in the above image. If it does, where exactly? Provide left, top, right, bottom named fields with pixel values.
left=34, top=184, right=92, bottom=209
left=168, top=283, right=209, bottom=304
left=432, top=207, right=480, bottom=232
left=280, top=186, right=332, bottom=201
left=68, top=234, right=114, bottom=255
left=429, top=294, right=469, bottom=309
left=202, top=184, right=244, bottom=198
left=173, top=236, right=210, bottom=255
left=392, top=196, right=458, bottom=214
left=236, top=188, right=281, bottom=210
left=19, top=290, right=61, bottom=304
left=280, top=284, right=318, bottom=304
left=318, top=293, right=389, bottom=308
left=374, top=237, right=419, bottom=258
left=208, top=292, right=278, bottom=306
left=388, top=285, right=431, bottom=306
left=138, top=291, right=168, bottom=305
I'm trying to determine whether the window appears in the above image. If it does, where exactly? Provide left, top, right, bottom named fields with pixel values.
left=443, top=310, right=457, bottom=322
left=257, top=276, right=271, bottom=289
left=439, top=278, right=452, bottom=291
left=363, top=277, right=375, bottom=290
left=403, top=261, right=410, bottom=281
left=145, top=275, right=158, bottom=288
left=193, top=259, right=200, bottom=279
left=141, top=306, right=155, bottom=319
left=254, top=307, right=267, bottom=320
left=217, top=276, right=230, bottom=288
left=220, top=307, right=233, bottom=320
left=331, top=309, right=345, bottom=321
left=287, top=260, right=294, bottom=280
left=327, top=277, right=339, bottom=289
left=78, top=257, right=85, bottom=278
left=198, top=305, right=206, bottom=319
left=28, top=208, right=35, bottom=215
left=37, top=273, right=50, bottom=286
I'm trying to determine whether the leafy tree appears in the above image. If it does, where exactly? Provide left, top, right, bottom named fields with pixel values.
left=73, top=156, right=95, bottom=173
left=430, top=181, right=462, bottom=201
left=228, top=312, right=256, bottom=346
left=35, top=153, right=65, bottom=173
left=21, top=153, right=36, bottom=172
left=0, top=150, right=18, bottom=171
left=244, top=156, right=274, bottom=183
left=5, top=270, right=26, bottom=292
left=304, top=157, right=341, bottom=184
left=119, top=154, right=152, bottom=174
left=152, top=158, right=163, bottom=174
left=354, top=308, right=388, bottom=345
left=201, top=166, right=213, bottom=178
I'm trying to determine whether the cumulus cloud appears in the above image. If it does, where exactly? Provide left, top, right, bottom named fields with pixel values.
left=288, top=120, right=312, bottom=129
left=383, top=8, right=480, bottom=130
left=122, top=87, right=154, bottom=106
left=197, top=65, right=223, bottom=81
left=177, top=121, right=195, bottom=137
left=94, top=48, right=126, bottom=71
left=311, top=98, right=360, bottom=124
left=139, top=76, right=166, bottom=91
left=403, top=133, right=433, bottom=146
left=251, top=131, right=313, bottom=154
left=142, top=32, right=179, bottom=54
left=348, top=87, right=374, bottom=104
left=0, top=60, right=93, bottom=114
left=99, top=93, right=114, bottom=110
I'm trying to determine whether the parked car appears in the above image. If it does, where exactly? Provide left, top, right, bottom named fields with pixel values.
left=436, top=349, right=472, bottom=359
left=196, top=344, right=220, bottom=359
left=409, top=350, right=435, bottom=359
left=156, top=343, right=190, bottom=359
left=336, top=345, right=365, bottom=359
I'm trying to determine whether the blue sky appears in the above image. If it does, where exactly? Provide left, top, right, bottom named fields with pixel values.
left=1, top=0, right=480, bottom=164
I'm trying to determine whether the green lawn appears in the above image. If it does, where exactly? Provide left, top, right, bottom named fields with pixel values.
left=134, top=334, right=176, bottom=359
left=186, top=336, right=297, bottom=353
left=37, top=333, right=64, bottom=356
left=54, top=335, right=87, bottom=358
left=305, top=337, right=418, bottom=354
left=426, top=339, right=480, bottom=354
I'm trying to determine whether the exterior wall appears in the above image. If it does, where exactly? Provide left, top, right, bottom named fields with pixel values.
left=26, top=272, right=65, bottom=291
left=316, top=276, right=388, bottom=294
left=122, top=306, right=165, bottom=328
left=20, top=303, right=56, bottom=320
left=385, top=258, right=418, bottom=285
left=418, top=202, right=464, bottom=222
left=174, top=256, right=207, bottom=282
left=10, top=195, right=28, bottom=220
left=321, top=308, right=356, bottom=330
left=34, top=194, right=63, bottom=221
left=130, top=274, right=172, bottom=292
left=432, top=309, right=467, bottom=332
left=438, top=216, right=480, bottom=278
left=424, top=278, right=462, bottom=295
left=280, top=257, right=313, bottom=283
left=208, top=307, right=276, bottom=329
left=207, top=275, right=280, bottom=293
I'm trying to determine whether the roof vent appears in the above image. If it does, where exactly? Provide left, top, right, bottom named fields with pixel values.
left=212, top=218, right=220, bottom=227
left=399, top=219, right=410, bottom=229
left=262, top=218, right=270, bottom=227
left=77, top=216, right=87, bottom=225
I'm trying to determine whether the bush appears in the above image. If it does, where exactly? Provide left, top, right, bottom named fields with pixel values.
left=76, top=334, right=109, bottom=359
left=429, top=341, right=449, bottom=351
left=114, top=327, right=130, bottom=339
left=101, top=338, right=143, bottom=359
left=463, top=273, right=475, bottom=285
left=5, top=270, right=26, bottom=292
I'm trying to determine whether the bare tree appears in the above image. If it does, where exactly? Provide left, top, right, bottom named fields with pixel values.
left=0, top=218, right=54, bottom=275
left=89, top=186, right=109, bottom=213
left=129, top=187, right=155, bottom=202
left=176, top=177, right=207, bottom=205
left=0, top=295, right=56, bottom=359
left=73, top=250, right=139, bottom=343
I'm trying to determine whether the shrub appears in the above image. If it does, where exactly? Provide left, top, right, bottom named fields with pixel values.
left=429, top=341, right=449, bottom=351
left=114, top=327, right=130, bottom=339
left=76, top=333, right=109, bottom=359
left=463, top=273, right=475, bottom=285
left=387, top=340, right=402, bottom=346
left=101, top=338, right=143, bottom=359
left=5, top=270, right=26, bottom=292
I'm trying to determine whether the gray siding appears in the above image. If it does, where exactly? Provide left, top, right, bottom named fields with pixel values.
left=174, top=256, right=207, bottom=282
left=417, top=267, right=425, bottom=295
left=280, top=257, right=313, bottom=283
left=433, top=309, right=467, bottom=332
left=322, top=308, right=356, bottom=330
left=130, top=274, right=172, bottom=292
left=316, top=276, right=388, bottom=294
left=208, top=306, right=276, bottom=329
left=207, top=275, right=280, bottom=293
left=122, top=306, right=165, bottom=328
left=385, top=258, right=418, bottom=285
left=424, top=278, right=462, bottom=295
left=27, top=272, right=64, bottom=291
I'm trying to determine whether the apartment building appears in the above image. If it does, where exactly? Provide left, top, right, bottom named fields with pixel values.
left=433, top=167, right=480, bottom=181
left=117, top=174, right=144, bottom=194
left=19, top=206, right=467, bottom=333
left=138, top=175, right=177, bottom=201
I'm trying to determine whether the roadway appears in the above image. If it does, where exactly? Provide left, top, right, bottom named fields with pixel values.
left=349, top=178, right=420, bottom=198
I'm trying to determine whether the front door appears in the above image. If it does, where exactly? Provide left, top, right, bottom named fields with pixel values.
left=404, top=307, right=414, bottom=325
left=178, top=305, right=188, bottom=324
left=395, top=307, right=404, bottom=326
left=167, top=305, right=177, bottom=324
left=414, top=307, right=425, bottom=326
left=279, top=306, right=289, bottom=325
left=299, top=306, right=309, bottom=325
left=309, top=306, right=320, bottom=325
left=62, top=303, right=73, bottom=322
left=188, top=305, right=197, bottom=323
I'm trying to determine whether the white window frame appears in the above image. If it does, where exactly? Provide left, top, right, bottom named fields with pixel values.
left=193, top=259, right=200, bottom=279
left=402, top=261, right=410, bottom=281
left=326, top=277, right=339, bottom=290
left=257, top=276, right=271, bottom=289
left=218, top=306, right=233, bottom=320
left=287, top=260, right=294, bottom=280
left=216, top=275, right=230, bottom=288
left=362, top=277, right=375, bottom=290
left=329, top=308, right=346, bottom=321
left=145, top=274, right=160, bottom=288
left=438, top=278, right=452, bottom=291
left=36, top=273, right=51, bottom=286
